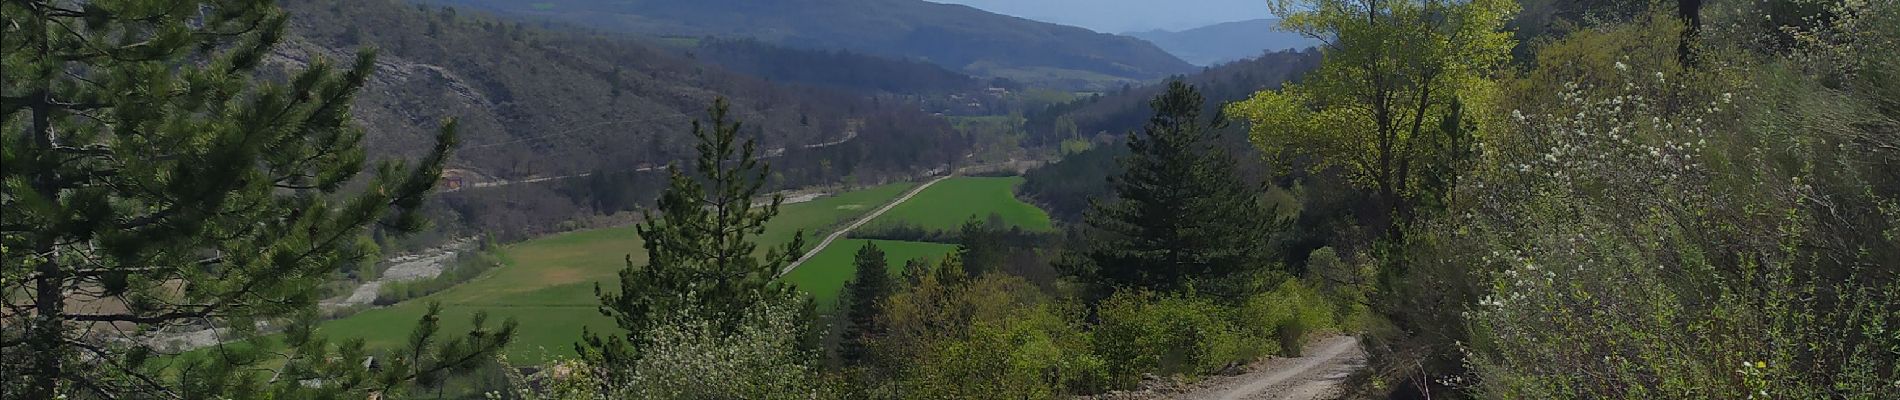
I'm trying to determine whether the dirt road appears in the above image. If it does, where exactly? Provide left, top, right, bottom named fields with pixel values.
left=777, top=174, right=952, bottom=277
left=1159, top=336, right=1366, bottom=400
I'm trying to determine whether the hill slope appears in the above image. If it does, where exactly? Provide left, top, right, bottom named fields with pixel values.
left=278, top=0, right=975, bottom=238
left=418, top=0, right=1196, bottom=89
left=1127, top=19, right=1323, bottom=66
left=687, top=38, right=981, bottom=95
left=1022, top=49, right=1321, bottom=146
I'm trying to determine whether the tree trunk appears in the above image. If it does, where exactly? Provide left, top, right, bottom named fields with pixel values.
left=1678, top=0, right=1704, bottom=66
left=28, top=85, right=65, bottom=400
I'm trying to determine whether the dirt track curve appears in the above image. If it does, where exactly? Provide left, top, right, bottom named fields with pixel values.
left=1170, top=336, right=1366, bottom=400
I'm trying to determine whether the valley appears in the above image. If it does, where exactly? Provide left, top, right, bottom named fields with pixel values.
left=10, top=0, right=1893, bottom=399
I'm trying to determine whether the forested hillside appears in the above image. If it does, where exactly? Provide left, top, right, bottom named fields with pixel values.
left=277, top=0, right=977, bottom=237
left=686, top=38, right=982, bottom=95
left=1128, top=19, right=1323, bottom=66
left=416, top=0, right=1197, bottom=89
left=1022, top=49, right=1322, bottom=147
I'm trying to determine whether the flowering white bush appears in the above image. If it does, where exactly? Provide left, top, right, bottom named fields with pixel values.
left=612, top=300, right=825, bottom=400
left=495, top=299, right=826, bottom=400
left=1447, top=9, right=1900, bottom=398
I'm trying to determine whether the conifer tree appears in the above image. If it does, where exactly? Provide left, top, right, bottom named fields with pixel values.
left=581, top=98, right=808, bottom=374
left=0, top=0, right=510, bottom=398
left=1069, top=81, right=1281, bottom=302
left=955, top=214, right=1010, bottom=277
left=839, top=242, right=891, bottom=364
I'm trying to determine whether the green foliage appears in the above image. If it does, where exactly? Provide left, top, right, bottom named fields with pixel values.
left=1092, top=291, right=1256, bottom=385
left=1230, top=0, right=1517, bottom=231
left=1301, top=247, right=1376, bottom=332
left=901, top=304, right=1107, bottom=399
left=1240, top=280, right=1339, bottom=357
left=581, top=98, right=807, bottom=376
left=1407, top=4, right=1900, bottom=397
left=840, top=242, right=894, bottom=364
left=877, top=259, right=1037, bottom=367
left=500, top=300, right=829, bottom=400
left=610, top=299, right=828, bottom=400
left=869, top=261, right=1105, bottom=399
left=382, top=303, right=519, bottom=397
left=0, top=0, right=516, bottom=397
left=1069, top=82, right=1284, bottom=302
left=1020, top=143, right=1127, bottom=222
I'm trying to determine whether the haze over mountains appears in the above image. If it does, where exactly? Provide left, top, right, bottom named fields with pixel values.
left=1127, top=19, right=1324, bottom=66
left=417, top=0, right=1197, bottom=90
left=930, top=0, right=1274, bottom=33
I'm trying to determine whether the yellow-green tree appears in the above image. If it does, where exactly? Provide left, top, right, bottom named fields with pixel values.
left=1227, top=0, right=1517, bottom=233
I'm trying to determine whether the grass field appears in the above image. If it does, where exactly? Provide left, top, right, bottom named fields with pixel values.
left=781, top=239, right=958, bottom=310
left=867, top=176, right=1053, bottom=232
left=314, top=183, right=916, bottom=362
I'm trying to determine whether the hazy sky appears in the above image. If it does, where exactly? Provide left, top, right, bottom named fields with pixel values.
left=929, top=0, right=1276, bottom=33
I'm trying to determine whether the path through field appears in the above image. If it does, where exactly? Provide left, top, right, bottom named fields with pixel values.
left=778, top=174, right=953, bottom=276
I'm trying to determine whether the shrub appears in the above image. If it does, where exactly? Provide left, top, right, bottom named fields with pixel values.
left=1451, top=7, right=1900, bottom=397
left=1093, top=291, right=1255, bottom=386
left=610, top=299, right=829, bottom=400
left=1240, top=280, right=1338, bottom=356
left=1302, top=246, right=1375, bottom=331
left=849, top=221, right=959, bottom=243
left=902, top=305, right=1107, bottom=399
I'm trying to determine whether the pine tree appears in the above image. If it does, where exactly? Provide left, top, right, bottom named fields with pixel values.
left=1069, top=81, right=1281, bottom=303
left=581, top=97, right=808, bottom=373
left=955, top=214, right=1010, bottom=277
left=839, top=242, right=891, bottom=364
left=0, top=0, right=511, bottom=398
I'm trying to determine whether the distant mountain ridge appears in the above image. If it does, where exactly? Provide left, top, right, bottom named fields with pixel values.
left=418, top=0, right=1197, bottom=90
left=1127, top=19, right=1322, bottom=66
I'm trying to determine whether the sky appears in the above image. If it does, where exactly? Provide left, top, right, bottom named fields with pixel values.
left=928, top=0, right=1277, bottom=33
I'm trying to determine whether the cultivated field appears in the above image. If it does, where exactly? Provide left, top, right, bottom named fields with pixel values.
left=306, top=177, right=1055, bottom=364
left=315, top=183, right=916, bottom=362
left=781, top=239, right=958, bottom=310
left=866, top=176, right=1053, bottom=231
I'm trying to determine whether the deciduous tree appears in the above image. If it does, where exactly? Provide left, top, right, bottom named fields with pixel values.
left=1228, top=0, right=1516, bottom=236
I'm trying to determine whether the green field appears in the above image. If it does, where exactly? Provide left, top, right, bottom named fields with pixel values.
left=868, top=176, right=1053, bottom=231
left=781, top=239, right=959, bottom=310
left=311, top=177, right=1056, bottom=364
left=316, top=183, right=916, bottom=362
